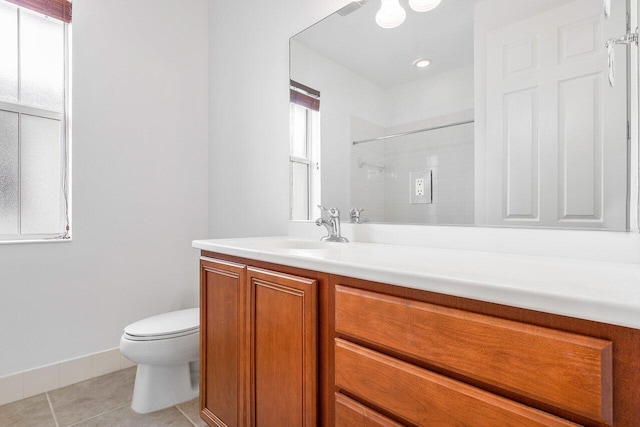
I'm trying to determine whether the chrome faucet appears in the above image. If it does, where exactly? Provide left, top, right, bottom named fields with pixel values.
left=315, top=205, right=349, bottom=242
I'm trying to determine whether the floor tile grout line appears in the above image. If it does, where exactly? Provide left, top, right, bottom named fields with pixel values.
left=175, top=404, right=198, bottom=427
left=67, top=403, right=130, bottom=427
left=45, top=392, right=60, bottom=427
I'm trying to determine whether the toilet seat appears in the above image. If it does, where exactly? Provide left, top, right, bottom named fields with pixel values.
left=123, top=329, right=198, bottom=341
left=124, top=308, right=199, bottom=341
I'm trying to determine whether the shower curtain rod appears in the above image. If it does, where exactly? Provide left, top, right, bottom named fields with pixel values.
left=352, top=119, right=475, bottom=145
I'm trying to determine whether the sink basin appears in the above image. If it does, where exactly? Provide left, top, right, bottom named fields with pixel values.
left=261, top=239, right=345, bottom=250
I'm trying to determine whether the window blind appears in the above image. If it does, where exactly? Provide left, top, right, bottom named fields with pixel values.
left=290, top=80, right=320, bottom=111
left=4, top=0, right=71, bottom=23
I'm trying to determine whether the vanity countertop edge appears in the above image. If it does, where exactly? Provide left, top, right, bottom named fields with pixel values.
left=193, top=237, right=640, bottom=330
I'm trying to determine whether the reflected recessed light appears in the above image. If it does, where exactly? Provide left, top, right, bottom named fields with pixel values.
left=413, top=58, right=431, bottom=68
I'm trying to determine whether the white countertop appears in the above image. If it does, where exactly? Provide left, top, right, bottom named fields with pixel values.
left=193, top=237, right=640, bottom=329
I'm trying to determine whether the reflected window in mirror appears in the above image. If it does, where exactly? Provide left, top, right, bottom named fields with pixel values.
left=290, top=81, right=321, bottom=220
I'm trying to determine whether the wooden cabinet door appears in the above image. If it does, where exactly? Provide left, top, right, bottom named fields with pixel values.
left=248, top=267, right=317, bottom=427
left=200, top=258, right=249, bottom=427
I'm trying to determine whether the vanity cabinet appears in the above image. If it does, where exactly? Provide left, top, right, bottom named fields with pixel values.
left=199, top=257, right=318, bottom=426
left=198, top=251, right=640, bottom=427
left=333, top=285, right=609, bottom=426
left=329, top=275, right=640, bottom=427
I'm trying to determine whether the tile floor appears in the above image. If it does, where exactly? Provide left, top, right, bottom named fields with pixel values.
left=0, top=367, right=207, bottom=427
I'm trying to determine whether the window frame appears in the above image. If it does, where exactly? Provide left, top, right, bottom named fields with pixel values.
left=0, top=3, right=71, bottom=244
left=289, top=99, right=321, bottom=221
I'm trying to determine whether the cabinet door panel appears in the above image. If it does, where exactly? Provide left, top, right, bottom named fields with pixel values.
left=335, top=285, right=612, bottom=424
left=200, top=258, right=248, bottom=427
left=248, top=267, right=317, bottom=427
left=335, top=339, right=578, bottom=427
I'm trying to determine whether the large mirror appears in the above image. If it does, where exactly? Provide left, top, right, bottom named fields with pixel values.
left=290, top=0, right=634, bottom=230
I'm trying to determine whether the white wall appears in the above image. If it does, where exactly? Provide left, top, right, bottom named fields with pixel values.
left=208, top=0, right=350, bottom=237
left=0, top=0, right=209, bottom=377
left=385, top=65, right=474, bottom=128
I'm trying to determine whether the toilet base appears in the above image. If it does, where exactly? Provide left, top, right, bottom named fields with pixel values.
left=131, top=362, right=199, bottom=414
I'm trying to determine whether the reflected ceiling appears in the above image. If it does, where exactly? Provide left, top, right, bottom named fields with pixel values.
left=293, top=0, right=473, bottom=88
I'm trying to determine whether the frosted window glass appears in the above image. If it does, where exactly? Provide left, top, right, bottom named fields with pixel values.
left=21, top=115, right=62, bottom=234
left=0, top=111, right=19, bottom=234
left=291, top=162, right=309, bottom=220
left=0, top=2, right=18, bottom=103
left=20, top=9, right=64, bottom=111
left=291, top=104, right=308, bottom=158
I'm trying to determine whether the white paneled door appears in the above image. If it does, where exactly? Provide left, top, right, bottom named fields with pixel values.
left=485, top=0, right=628, bottom=229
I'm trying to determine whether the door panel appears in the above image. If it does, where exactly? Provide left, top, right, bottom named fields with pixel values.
left=485, top=0, right=627, bottom=229
left=248, top=267, right=317, bottom=427
left=200, top=259, right=248, bottom=427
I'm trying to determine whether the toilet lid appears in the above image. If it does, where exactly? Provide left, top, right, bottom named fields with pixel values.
left=124, top=308, right=199, bottom=339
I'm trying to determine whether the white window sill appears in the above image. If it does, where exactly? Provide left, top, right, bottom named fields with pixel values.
left=0, top=236, right=73, bottom=245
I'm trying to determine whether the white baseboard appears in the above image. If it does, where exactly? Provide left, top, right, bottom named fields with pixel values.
left=0, top=348, right=136, bottom=406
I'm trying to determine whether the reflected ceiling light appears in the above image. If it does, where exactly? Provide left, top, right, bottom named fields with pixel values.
left=413, top=58, right=431, bottom=68
left=375, top=0, right=406, bottom=29
left=409, top=0, right=442, bottom=12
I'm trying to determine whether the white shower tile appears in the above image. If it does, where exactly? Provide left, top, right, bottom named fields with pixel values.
left=464, top=203, right=475, bottom=216
left=23, top=364, right=59, bottom=398
left=0, top=372, right=23, bottom=406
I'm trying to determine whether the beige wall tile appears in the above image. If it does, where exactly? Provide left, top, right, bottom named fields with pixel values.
left=0, top=372, right=23, bottom=406
left=59, top=356, right=92, bottom=388
left=91, top=348, right=120, bottom=378
left=23, top=364, right=59, bottom=398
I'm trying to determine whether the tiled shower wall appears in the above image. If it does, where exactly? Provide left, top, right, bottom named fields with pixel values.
left=351, top=117, right=386, bottom=222
left=352, top=111, right=474, bottom=225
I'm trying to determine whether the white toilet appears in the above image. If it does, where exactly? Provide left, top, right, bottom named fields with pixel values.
left=120, top=308, right=200, bottom=414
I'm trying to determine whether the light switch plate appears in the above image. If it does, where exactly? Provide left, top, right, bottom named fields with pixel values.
left=410, top=170, right=432, bottom=204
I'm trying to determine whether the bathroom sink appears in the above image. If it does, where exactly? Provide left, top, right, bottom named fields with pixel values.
left=261, top=239, right=346, bottom=250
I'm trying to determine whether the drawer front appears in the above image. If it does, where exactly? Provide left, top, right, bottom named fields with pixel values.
left=335, top=339, right=579, bottom=427
left=335, top=285, right=612, bottom=425
left=335, top=393, right=403, bottom=427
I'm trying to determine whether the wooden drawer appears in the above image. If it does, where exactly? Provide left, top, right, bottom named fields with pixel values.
left=335, top=339, right=579, bottom=427
left=335, top=285, right=612, bottom=424
left=335, top=393, right=403, bottom=427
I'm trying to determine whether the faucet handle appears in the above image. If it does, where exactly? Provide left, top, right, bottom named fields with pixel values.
left=349, top=207, right=365, bottom=223
left=318, top=205, right=340, bottom=218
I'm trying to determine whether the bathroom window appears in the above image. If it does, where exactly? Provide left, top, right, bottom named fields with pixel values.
left=290, top=81, right=321, bottom=220
left=0, top=0, right=71, bottom=242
